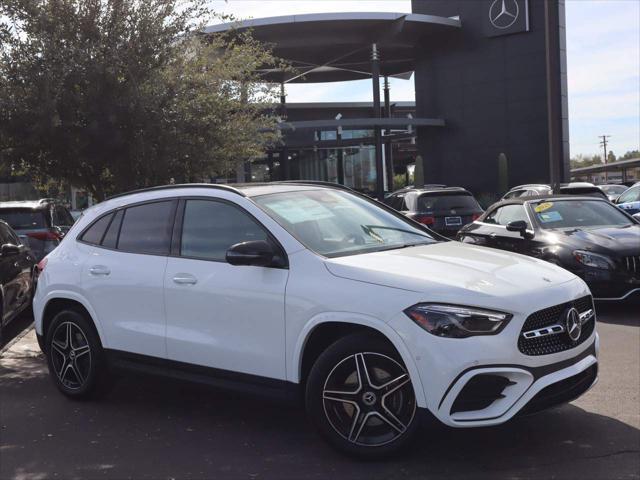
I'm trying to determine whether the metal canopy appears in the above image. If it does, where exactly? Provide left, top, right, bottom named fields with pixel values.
left=276, top=117, right=445, bottom=131
left=204, top=12, right=460, bottom=83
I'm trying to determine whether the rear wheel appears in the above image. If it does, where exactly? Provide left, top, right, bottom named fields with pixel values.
left=306, top=333, right=419, bottom=457
left=45, top=309, right=107, bottom=398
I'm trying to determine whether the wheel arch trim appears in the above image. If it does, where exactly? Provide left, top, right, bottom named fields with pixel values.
left=290, top=312, right=428, bottom=408
left=36, top=290, right=106, bottom=345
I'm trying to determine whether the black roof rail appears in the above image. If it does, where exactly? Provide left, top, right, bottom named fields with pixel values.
left=106, top=183, right=246, bottom=201
left=271, top=180, right=356, bottom=192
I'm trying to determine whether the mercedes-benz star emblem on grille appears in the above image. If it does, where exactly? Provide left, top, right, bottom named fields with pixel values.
left=565, top=307, right=582, bottom=342
left=489, top=0, right=520, bottom=29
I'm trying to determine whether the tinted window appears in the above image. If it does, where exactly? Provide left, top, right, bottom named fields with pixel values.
left=386, top=194, right=406, bottom=211
left=532, top=200, right=634, bottom=229
left=180, top=200, right=268, bottom=261
left=418, top=193, right=480, bottom=212
left=618, top=186, right=640, bottom=204
left=0, top=209, right=46, bottom=230
left=102, top=210, right=123, bottom=249
left=80, top=213, right=113, bottom=245
left=0, top=223, right=13, bottom=244
left=54, top=206, right=74, bottom=226
left=118, top=202, right=173, bottom=255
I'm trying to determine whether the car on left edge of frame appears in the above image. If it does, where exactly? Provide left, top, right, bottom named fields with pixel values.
left=0, top=219, right=38, bottom=342
left=457, top=195, right=640, bottom=302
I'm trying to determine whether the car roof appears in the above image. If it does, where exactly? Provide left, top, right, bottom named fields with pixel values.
left=391, top=186, right=471, bottom=195
left=487, top=194, right=609, bottom=209
left=0, top=199, right=55, bottom=209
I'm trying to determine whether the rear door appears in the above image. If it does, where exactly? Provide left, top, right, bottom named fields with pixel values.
left=81, top=200, right=176, bottom=358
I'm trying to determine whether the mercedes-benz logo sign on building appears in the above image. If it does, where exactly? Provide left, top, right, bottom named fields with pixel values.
left=565, top=308, right=582, bottom=342
left=485, top=0, right=529, bottom=37
left=489, top=0, right=519, bottom=29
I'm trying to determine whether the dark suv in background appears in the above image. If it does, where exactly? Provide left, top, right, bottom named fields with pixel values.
left=0, top=199, right=75, bottom=260
left=385, top=186, right=483, bottom=237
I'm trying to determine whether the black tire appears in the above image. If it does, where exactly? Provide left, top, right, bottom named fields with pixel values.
left=44, top=308, right=108, bottom=399
left=305, top=333, right=419, bottom=458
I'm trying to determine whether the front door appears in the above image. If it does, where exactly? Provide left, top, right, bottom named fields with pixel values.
left=164, top=198, right=289, bottom=380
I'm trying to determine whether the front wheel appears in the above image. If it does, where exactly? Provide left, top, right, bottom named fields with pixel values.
left=45, top=309, right=107, bottom=399
left=305, top=333, right=419, bottom=457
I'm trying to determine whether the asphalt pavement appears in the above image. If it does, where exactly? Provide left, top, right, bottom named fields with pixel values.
left=0, top=304, right=638, bottom=480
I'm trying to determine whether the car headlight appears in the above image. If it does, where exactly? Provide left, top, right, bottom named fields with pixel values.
left=404, top=304, right=513, bottom=338
left=573, top=250, right=614, bottom=270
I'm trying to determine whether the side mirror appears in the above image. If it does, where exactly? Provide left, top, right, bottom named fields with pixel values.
left=506, top=221, right=533, bottom=239
left=1, top=243, right=20, bottom=256
left=226, top=240, right=275, bottom=267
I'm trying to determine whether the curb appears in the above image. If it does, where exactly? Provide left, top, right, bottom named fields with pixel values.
left=0, top=322, right=35, bottom=358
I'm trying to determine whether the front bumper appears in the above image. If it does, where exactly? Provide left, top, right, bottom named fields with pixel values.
left=434, top=338, right=598, bottom=427
left=575, top=266, right=640, bottom=301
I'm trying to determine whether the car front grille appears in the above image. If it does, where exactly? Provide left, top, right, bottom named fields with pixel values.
left=518, top=295, right=595, bottom=356
left=623, top=255, right=640, bottom=275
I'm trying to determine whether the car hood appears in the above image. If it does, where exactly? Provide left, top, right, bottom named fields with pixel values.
left=549, top=225, right=640, bottom=256
left=324, top=242, right=577, bottom=299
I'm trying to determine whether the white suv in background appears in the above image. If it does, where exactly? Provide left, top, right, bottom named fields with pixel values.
left=34, top=183, right=598, bottom=457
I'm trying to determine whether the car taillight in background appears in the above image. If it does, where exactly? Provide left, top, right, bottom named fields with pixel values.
left=472, top=213, right=482, bottom=222
left=26, top=231, right=62, bottom=241
left=37, top=257, right=48, bottom=273
left=414, top=215, right=435, bottom=226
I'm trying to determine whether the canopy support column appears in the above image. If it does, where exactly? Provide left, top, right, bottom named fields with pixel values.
left=371, top=44, right=384, bottom=201
left=280, top=82, right=290, bottom=180
left=384, top=76, right=394, bottom=192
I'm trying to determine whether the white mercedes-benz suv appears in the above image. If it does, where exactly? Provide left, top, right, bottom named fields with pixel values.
left=34, top=183, right=598, bottom=456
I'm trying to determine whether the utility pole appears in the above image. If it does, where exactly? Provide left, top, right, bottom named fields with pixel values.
left=599, top=135, right=611, bottom=182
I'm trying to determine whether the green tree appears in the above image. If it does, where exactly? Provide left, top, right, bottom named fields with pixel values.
left=0, top=0, right=282, bottom=200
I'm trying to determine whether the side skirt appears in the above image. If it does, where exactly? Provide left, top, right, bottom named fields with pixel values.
left=105, top=349, right=301, bottom=405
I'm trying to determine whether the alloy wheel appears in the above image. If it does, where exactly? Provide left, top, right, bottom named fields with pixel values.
left=322, top=352, right=416, bottom=447
left=50, top=322, right=92, bottom=390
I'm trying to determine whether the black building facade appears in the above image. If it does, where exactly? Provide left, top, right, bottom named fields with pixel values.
left=412, top=0, right=570, bottom=195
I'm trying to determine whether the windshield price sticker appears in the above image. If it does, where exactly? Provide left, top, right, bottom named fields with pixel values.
left=534, top=202, right=554, bottom=213
left=538, top=211, right=563, bottom=223
left=262, top=198, right=334, bottom=224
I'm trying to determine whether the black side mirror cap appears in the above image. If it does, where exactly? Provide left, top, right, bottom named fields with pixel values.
left=1, top=243, right=21, bottom=256
left=506, top=221, right=534, bottom=239
left=226, top=240, right=277, bottom=267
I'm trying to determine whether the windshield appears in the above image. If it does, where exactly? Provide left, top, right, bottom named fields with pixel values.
left=417, top=193, right=481, bottom=212
left=530, top=200, right=634, bottom=229
left=0, top=209, right=46, bottom=229
left=253, top=189, right=437, bottom=257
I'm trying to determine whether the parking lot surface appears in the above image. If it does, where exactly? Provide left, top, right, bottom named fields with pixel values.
left=1, top=304, right=639, bottom=480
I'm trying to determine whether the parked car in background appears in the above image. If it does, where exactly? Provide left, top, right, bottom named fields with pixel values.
left=0, top=220, right=37, bottom=342
left=599, top=184, right=628, bottom=202
left=34, top=182, right=598, bottom=457
left=502, top=183, right=608, bottom=201
left=384, top=186, right=483, bottom=237
left=458, top=195, right=640, bottom=301
left=0, top=199, right=75, bottom=261
left=614, top=184, right=640, bottom=215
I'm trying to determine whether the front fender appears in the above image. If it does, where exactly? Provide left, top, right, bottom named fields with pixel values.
left=290, top=312, right=428, bottom=409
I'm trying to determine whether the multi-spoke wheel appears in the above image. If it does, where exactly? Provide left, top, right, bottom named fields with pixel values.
left=306, top=333, right=419, bottom=457
left=45, top=309, right=107, bottom=398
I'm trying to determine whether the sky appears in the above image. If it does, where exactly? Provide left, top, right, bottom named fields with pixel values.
left=210, top=0, right=640, bottom=158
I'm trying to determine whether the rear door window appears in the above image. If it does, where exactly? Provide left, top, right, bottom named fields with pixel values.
left=117, top=201, right=174, bottom=255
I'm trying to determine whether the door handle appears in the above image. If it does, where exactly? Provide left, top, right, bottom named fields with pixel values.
left=89, top=265, right=111, bottom=276
left=173, top=274, right=197, bottom=285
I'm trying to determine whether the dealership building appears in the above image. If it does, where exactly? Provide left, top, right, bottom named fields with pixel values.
left=207, top=0, right=570, bottom=200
